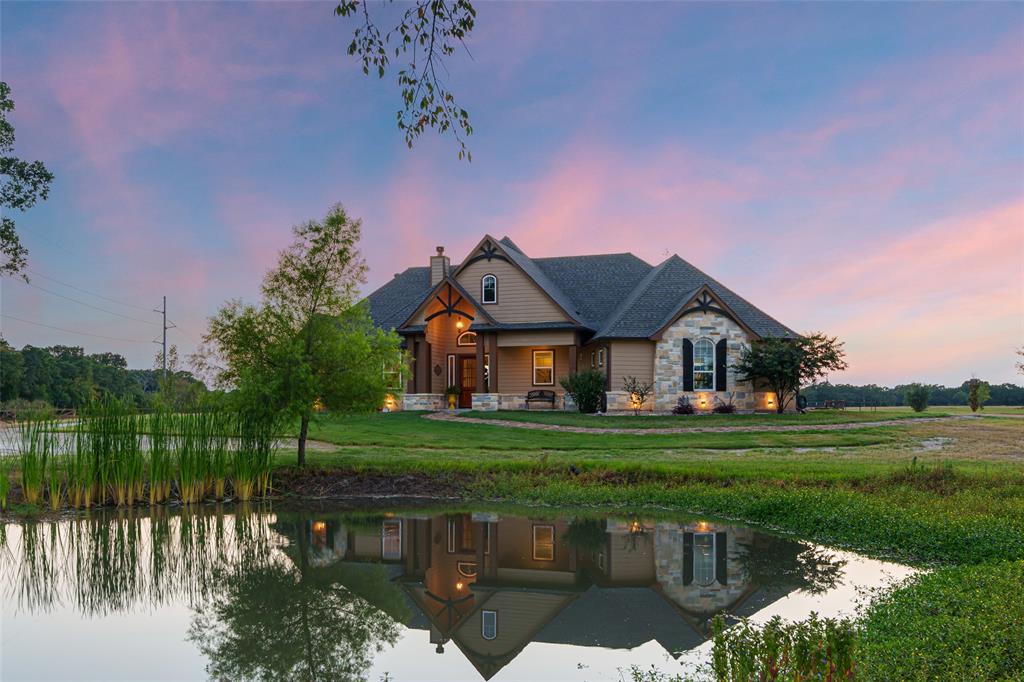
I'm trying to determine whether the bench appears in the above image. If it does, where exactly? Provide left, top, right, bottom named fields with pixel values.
left=525, top=390, right=556, bottom=409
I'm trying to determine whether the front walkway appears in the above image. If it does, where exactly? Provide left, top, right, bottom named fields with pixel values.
left=423, top=412, right=974, bottom=435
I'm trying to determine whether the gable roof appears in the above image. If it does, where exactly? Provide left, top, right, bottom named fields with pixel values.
left=365, top=239, right=795, bottom=339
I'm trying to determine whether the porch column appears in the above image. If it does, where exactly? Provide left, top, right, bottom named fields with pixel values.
left=415, top=335, right=431, bottom=393
left=569, top=344, right=578, bottom=375
left=487, top=332, right=499, bottom=392
left=475, top=332, right=485, bottom=393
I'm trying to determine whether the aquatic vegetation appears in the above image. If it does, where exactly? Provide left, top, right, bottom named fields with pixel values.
left=0, top=457, right=11, bottom=511
left=17, top=417, right=50, bottom=505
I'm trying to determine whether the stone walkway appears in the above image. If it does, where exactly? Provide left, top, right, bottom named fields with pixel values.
left=423, top=412, right=976, bottom=435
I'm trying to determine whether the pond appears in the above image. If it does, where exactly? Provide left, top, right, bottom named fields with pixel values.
left=0, top=502, right=914, bottom=681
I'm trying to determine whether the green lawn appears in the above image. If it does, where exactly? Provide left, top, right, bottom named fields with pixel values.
left=458, top=407, right=955, bottom=428
left=296, top=412, right=1024, bottom=680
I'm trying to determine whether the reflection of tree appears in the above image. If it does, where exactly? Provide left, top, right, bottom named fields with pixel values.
left=189, top=518, right=408, bottom=682
left=737, top=536, right=846, bottom=595
left=562, top=518, right=605, bottom=553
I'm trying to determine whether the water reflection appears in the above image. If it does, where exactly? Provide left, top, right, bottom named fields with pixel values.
left=1, top=505, right=856, bottom=681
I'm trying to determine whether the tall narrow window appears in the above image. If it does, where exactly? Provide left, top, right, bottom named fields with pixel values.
left=481, top=610, right=498, bottom=640
left=693, top=339, right=714, bottom=390
left=533, top=350, right=554, bottom=386
left=481, top=275, right=497, bottom=304
left=533, top=524, right=555, bottom=561
left=597, top=348, right=605, bottom=368
left=382, top=520, right=402, bottom=560
left=693, top=532, right=715, bottom=585
left=447, top=354, right=456, bottom=387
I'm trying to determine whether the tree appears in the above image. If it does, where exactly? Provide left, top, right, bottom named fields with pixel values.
left=200, top=204, right=406, bottom=465
left=734, top=333, right=848, bottom=414
left=560, top=369, right=606, bottom=414
left=336, top=0, right=476, bottom=160
left=967, top=378, right=990, bottom=413
left=905, top=383, right=930, bottom=412
left=1, top=82, right=55, bottom=278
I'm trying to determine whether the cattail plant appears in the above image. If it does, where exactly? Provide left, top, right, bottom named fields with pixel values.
left=17, top=417, right=48, bottom=505
left=0, top=457, right=11, bottom=511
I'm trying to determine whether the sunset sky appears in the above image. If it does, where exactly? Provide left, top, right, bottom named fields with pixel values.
left=1, top=1, right=1022, bottom=384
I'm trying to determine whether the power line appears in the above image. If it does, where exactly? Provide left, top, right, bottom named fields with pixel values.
left=25, top=269, right=156, bottom=312
left=1, top=314, right=151, bottom=344
left=14, top=279, right=161, bottom=327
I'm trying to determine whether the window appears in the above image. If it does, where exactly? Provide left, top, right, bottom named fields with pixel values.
left=693, top=339, right=714, bottom=390
left=597, top=348, right=605, bottom=368
left=533, top=524, right=555, bottom=561
left=458, top=562, right=478, bottom=578
left=382, top=520, right=402, bottom=560
left=484, top=353, right=490, bottom=392
left=447, top=518, right=457, bottom=553
left=693, top=533, right=715, bottom=585
left=447, top=354, right=456, bottom=387
left=533, top=350, right=554, bottom=386
left=590, top=351, right=596, bottom=368
left=457, top=331, right=477, bottom=347
left=481, top=274, right=497, bottom=304
left=481, top=610, right=498, bottom=640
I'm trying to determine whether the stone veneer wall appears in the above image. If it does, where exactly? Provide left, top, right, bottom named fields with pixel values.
left=470, top=393, right=500, bottom=411
left=654, top=311, right=762, bottom=412
left=498, top=393, right=573, bottom=411
left=402, top=393, right=444, bottom=411
left=654, top=522, right=754, bottom=615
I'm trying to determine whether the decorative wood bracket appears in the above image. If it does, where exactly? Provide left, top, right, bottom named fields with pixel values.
left=423, top=284, right=475, bottom=322
left=462, top=240, right=511, bottom=268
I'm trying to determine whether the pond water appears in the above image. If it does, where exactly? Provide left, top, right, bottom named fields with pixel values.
left=0, top=502, right=914, bottom=681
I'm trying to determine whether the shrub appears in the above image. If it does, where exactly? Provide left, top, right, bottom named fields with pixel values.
left=560, top=370, right=605, bottom=414
left=622, top=376, right=654, bottom=415
left=672, top=395, right=694, bottom=415
left=712, top=393, right=736, bottom=414
left=904, top=383, right=930, bottom=412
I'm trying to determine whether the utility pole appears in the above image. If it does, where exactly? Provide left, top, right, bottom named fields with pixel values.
left=153, top=296, right=175, bottom=382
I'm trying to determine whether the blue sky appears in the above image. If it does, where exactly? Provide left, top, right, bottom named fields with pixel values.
left=1, top=1, right=1022, bottom=383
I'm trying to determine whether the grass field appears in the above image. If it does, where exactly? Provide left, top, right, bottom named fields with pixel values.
left=297, top=410, right=1024, bottom=680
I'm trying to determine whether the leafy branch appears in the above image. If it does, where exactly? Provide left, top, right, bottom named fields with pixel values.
left=336, top=0, right=476, bottom=161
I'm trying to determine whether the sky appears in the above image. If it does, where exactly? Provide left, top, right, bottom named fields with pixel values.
left=1, top=1, right=1022, bottom=385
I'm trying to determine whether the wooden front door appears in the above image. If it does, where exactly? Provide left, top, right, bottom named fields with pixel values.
left=459, top=356, right=476, bottom=408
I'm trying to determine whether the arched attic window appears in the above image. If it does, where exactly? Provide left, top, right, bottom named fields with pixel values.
left=457, top=331, right=477, bottom=347
left=481, top=274, right=497, bottom=304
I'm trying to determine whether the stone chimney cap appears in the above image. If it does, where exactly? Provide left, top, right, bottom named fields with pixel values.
left=436, top=246, right=445, bottom=256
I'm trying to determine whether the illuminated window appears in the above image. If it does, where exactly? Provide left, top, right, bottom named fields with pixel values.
left=457, top=562, right=478, bottom=578
left=597, top=348, right=605, bottom=368
left=693, top=532, right=715, bottom=585
left=533, top=350, right=554, bottom=386
left=382, top=520, right=402, bottom=560
left=447, top=354, right=456, bottom=386
left=457, top=331, right=477, bottom=347
left=533, top=524, right=555, bottom=561
left=481, top=274, right=497, bottom=304
left=481, top=610, right=498, bottom=640
left=693, top=339, right=714, bottom=390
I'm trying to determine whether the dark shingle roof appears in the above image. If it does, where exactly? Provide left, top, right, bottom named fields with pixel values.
left=364, top=242, right=795, bottom=339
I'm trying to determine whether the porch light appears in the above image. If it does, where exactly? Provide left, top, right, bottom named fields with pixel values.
left=456, top=320, right=464, bottom=329
left=455, top=581, right=465, bottom=591
left=312, top=521, right=327, bottom=533
left=696, top=521, right=710, bottom=532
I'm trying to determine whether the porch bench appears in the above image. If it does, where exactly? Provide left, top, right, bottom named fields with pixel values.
left=525, top=390, right=556, bottom=409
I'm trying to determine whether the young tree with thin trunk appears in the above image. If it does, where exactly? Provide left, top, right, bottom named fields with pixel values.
left=734, top=333, right=848, bottom=414
left=200, top=204, right=406, bottom=465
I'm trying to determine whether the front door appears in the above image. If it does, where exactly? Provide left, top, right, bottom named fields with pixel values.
left=459, top=356, right=476, bottom=408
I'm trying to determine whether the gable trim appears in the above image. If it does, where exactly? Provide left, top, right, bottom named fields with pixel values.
left=451, top=235, right=582, bottom=325
left=649, top=285, right=760, bottom=341
left=397, top=275, right=497, bottom=330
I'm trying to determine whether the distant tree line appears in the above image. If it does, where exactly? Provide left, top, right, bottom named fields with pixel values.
left=802, top=381, right=1024, bottom=407
left=0, top=338, right=207, bottom=409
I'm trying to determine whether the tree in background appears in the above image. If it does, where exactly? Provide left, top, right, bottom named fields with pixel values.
left=905, top=383, right=930, bottom=412
left=200, top=204, right=406, bottom=466
left=734, top=333, right=848, bottom=414
left=152, top=344, right=207, bottom=410
left=967, top=378, right=990, bottom=413
left=1, top=82, right=55, bottom=278
left=336, top=1, right=476, bottom=160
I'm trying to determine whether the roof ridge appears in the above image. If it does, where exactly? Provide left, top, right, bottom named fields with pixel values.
left=593, top=256, right=677, bottom=339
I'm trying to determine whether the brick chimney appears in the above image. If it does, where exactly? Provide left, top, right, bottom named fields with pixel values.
left=429, top=246, right=450, bottom=286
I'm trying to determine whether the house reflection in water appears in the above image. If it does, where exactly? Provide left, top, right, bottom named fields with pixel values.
left=295, top=512, right=816, bottom=680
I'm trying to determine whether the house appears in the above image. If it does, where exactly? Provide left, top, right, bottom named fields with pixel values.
left=366, top=235, right=797, bottom=412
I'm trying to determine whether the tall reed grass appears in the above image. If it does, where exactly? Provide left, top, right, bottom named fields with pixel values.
left=6, top=403, right=280, bottom=510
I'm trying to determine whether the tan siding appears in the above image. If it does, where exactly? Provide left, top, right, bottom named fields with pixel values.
left=456, top=591, right=573, bottom=653
left=351, top=532, right=382, bottom=559
left=496, top=330, right=576, bottom=347
left=497, top=346, right=570, bottom=395
left=455, top=259, right=569, bottom=323
left=608, top=533, right=656, bottom=583
left=609, top=340, right=655, bottom=390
